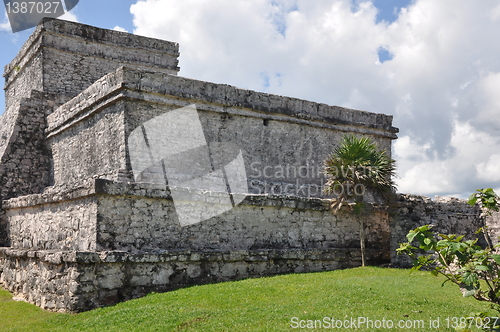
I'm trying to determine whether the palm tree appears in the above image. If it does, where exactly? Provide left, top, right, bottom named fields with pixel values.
left=324, top=135, right=397, bottom=266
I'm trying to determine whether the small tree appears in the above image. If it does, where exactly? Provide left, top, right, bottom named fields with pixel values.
left=324, top=135, right=397, bottom=266
left=397, top=188, right=500, bottom=317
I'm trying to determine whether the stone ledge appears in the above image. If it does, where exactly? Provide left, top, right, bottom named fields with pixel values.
left=0, top=247, right=388, bottom=264
left=3, top=179, right=395, bottom=213
left=39, top=18, right=179, bottom=54
left=45, top=72, right=125, bottom=135
left=118, top=68, right=398, bottom=133
left=4, top=18, right=180, bottom=86
left=46, top=67, right=398, bottom=138
left=2, top=178, right=332, bottom=211
left=0, top=246, right=388, bottom=312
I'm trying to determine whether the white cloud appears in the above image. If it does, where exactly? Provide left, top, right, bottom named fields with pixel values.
left=59, top=10, right=78, bottom=23
left=395, top=121, right=500, bottom=197
left=0, top=12, right=11, bottom=32
left=476, top=155, right=500, bottom=182
left=491, top=4, right=500, bottom=20
left=130, top=0, right=500, bottom=198
left=476, top=72, right=500, bottom=132
left=113, top=26, right=128, bottom=33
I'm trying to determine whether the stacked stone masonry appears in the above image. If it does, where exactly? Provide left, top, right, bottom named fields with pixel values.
left=4, top=18, right=179, bottom=109
left=5, top=179, right=391, bottom=253
left=390, top=194, right=497, bottom=267
left=0, top=18, right=496, bottom=313
left=0, top=247, right=384, bottom=313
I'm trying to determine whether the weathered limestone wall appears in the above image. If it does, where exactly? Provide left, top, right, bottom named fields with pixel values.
left=483, top=209, right=500, bottom=245
left=3, top=18, right=179, bottom=109
left=0, top=91, right=52, bottom=200
left=41, top=34, right=179, bottom=98
left=0, top=247, right=385, bottom=313
left=4, top=179, right=391, bottom=254
left=391, top=194, right=486, bottom=267
left=0, top=91, right=60, bottom=247
left=3, top=47, right=43, bottom=111
left=0, top=18, right=181, bottom=246
left=96, top=193, right=390, bottom=253
left=7, top=196, right=97, bottom=251
left=49, top=100, right=127, bottom=186
left=46, top=67, right=398, bottom=195
left=0, top=190, right=496, bottom=313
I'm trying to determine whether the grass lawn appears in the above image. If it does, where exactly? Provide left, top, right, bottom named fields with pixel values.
left=0, top=267, right=496, bottom=331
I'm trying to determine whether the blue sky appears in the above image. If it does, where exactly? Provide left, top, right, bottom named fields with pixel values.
left=372, top=0, right=413, bottom=23
left=1, top=0, right=500, bottom=199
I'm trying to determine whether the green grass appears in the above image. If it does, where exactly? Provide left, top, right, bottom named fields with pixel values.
left=0, top=267, right=496, bottom=331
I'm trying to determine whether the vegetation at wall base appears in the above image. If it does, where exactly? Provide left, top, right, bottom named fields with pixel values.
left=397, top=188, right=500, bottom=331
left=0, top=267, right=494, bottom=331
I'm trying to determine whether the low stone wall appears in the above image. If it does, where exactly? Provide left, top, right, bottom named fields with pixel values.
left=5, top=179, right=391, bottom=253
left=486, top=210, right=500, bottom=245
left=0, top=178, right=392, bottom=313
left=1, top=190, right=497, bottom=312
left=0, top=247, right=387, bottom=313
left=390, top=194, right=485, bottom=267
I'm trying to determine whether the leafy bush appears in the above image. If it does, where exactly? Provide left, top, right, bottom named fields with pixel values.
left=397, top=188, right=500, bottom=330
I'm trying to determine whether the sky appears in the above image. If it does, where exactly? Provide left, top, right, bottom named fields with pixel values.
left=1, top=0, right=500, bottom=199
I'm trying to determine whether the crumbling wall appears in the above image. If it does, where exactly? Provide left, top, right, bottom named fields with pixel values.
left=0, top=247, right=385, bottom=313
left=4, top=18, right=179, bottom=109
left=0, top=91, right=53, bottom=200
left=0, top=18, right=182, bottom=246
left=45, top=67, right=398, bottom=194
left=4, top=180, right=391, bottom=254
left=485, top=210, right=500, bottom=245
left=391, top=194, right=486, bottom=267
left=0, top=91, right=58, bottom=246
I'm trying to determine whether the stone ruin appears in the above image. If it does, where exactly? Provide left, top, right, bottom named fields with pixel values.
left=0, top=18, right=496, bottom=312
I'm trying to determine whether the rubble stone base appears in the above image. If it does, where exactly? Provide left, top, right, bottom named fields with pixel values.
left=0, top=247, right=387, bottom=312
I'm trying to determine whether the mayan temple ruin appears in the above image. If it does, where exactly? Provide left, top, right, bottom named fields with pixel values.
left=0, top=18, right=497, bottom=312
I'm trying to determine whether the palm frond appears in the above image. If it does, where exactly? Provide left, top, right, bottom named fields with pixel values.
left=324, top=135, right=397, bottom=208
